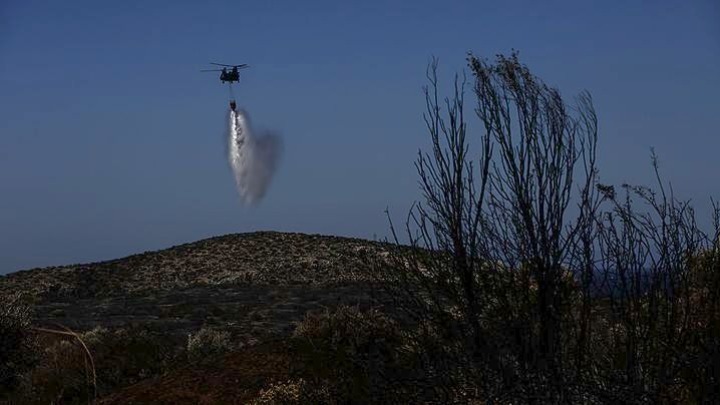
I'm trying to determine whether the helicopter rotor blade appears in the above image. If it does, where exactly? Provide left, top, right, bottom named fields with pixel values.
left=200, top=69, right=224, bottom=72
left=210, top=63, right=249, bottom=68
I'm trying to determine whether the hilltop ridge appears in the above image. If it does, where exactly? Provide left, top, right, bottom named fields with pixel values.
left=0, top=231, right=395, bottom=336
left=0, top=231, right=388, bottom=302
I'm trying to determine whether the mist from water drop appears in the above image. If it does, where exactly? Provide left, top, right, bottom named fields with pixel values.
left=227, top=109, right=282, bottom=204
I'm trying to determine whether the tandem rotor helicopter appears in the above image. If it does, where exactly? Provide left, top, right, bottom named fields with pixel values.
left=202, top=62, right=249, bottom=111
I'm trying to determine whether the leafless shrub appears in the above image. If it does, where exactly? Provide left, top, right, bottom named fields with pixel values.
left=371, top=52, right=602, bottom=401
left=594, top=155, right=720, bottom=402
left=372, top=52, right=718, bottom=402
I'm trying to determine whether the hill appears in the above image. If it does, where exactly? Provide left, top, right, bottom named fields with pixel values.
left=1, top=232, right=413, bottom=403
left=0, top=231, right=391, bottom=337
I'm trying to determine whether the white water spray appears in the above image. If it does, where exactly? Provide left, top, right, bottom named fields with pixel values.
left=228, top=108, right=282, bottom=204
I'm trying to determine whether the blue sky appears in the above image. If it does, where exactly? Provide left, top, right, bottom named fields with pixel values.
left=1, top=0, right=718, bottom=273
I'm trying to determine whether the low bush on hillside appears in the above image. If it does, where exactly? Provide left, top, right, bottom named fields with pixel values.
left=9, top=324, right=186, bottom=403
left=186, top=326, right=235, bottom=364
left=290, top=305, right=409, bottom=403
left=250, top=378, right=333, bottom=404
left=0, top=292, right=38, bottom=397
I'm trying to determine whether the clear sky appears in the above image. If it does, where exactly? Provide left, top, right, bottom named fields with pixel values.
left=1, top=0, right=718, bottom=273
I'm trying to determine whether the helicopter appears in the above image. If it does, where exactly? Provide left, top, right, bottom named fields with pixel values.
left=202, top=63, right=249, bottom=111
left=201, top=63, right=249, bottom=84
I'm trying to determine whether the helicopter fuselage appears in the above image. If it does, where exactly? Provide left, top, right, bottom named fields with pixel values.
left=220, top=68, right=240, bottom=83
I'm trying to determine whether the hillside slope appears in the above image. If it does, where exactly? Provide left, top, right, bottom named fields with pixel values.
left=1, top=232, right=410, bottom=403
left=0, top=232, right=386, bottom=299
left=0, top=232, right=392, bottom=335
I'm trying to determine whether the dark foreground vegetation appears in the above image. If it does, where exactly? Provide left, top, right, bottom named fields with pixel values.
left=2, top=53, right=718, bottom=403
left=363, top=52, right=720, bottom=403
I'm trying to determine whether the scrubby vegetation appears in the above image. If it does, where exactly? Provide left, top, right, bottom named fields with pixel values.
left=250, top=378, right=332, bottom=404
left=291, top=305, right=406, bottom=403
left=186, top=326, right=235, bottom=364
left=5, top=324, right=187, bottom=403
left=365, top=52, right=720, bottom=403
left=0, top=293, right=38, bottom=396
